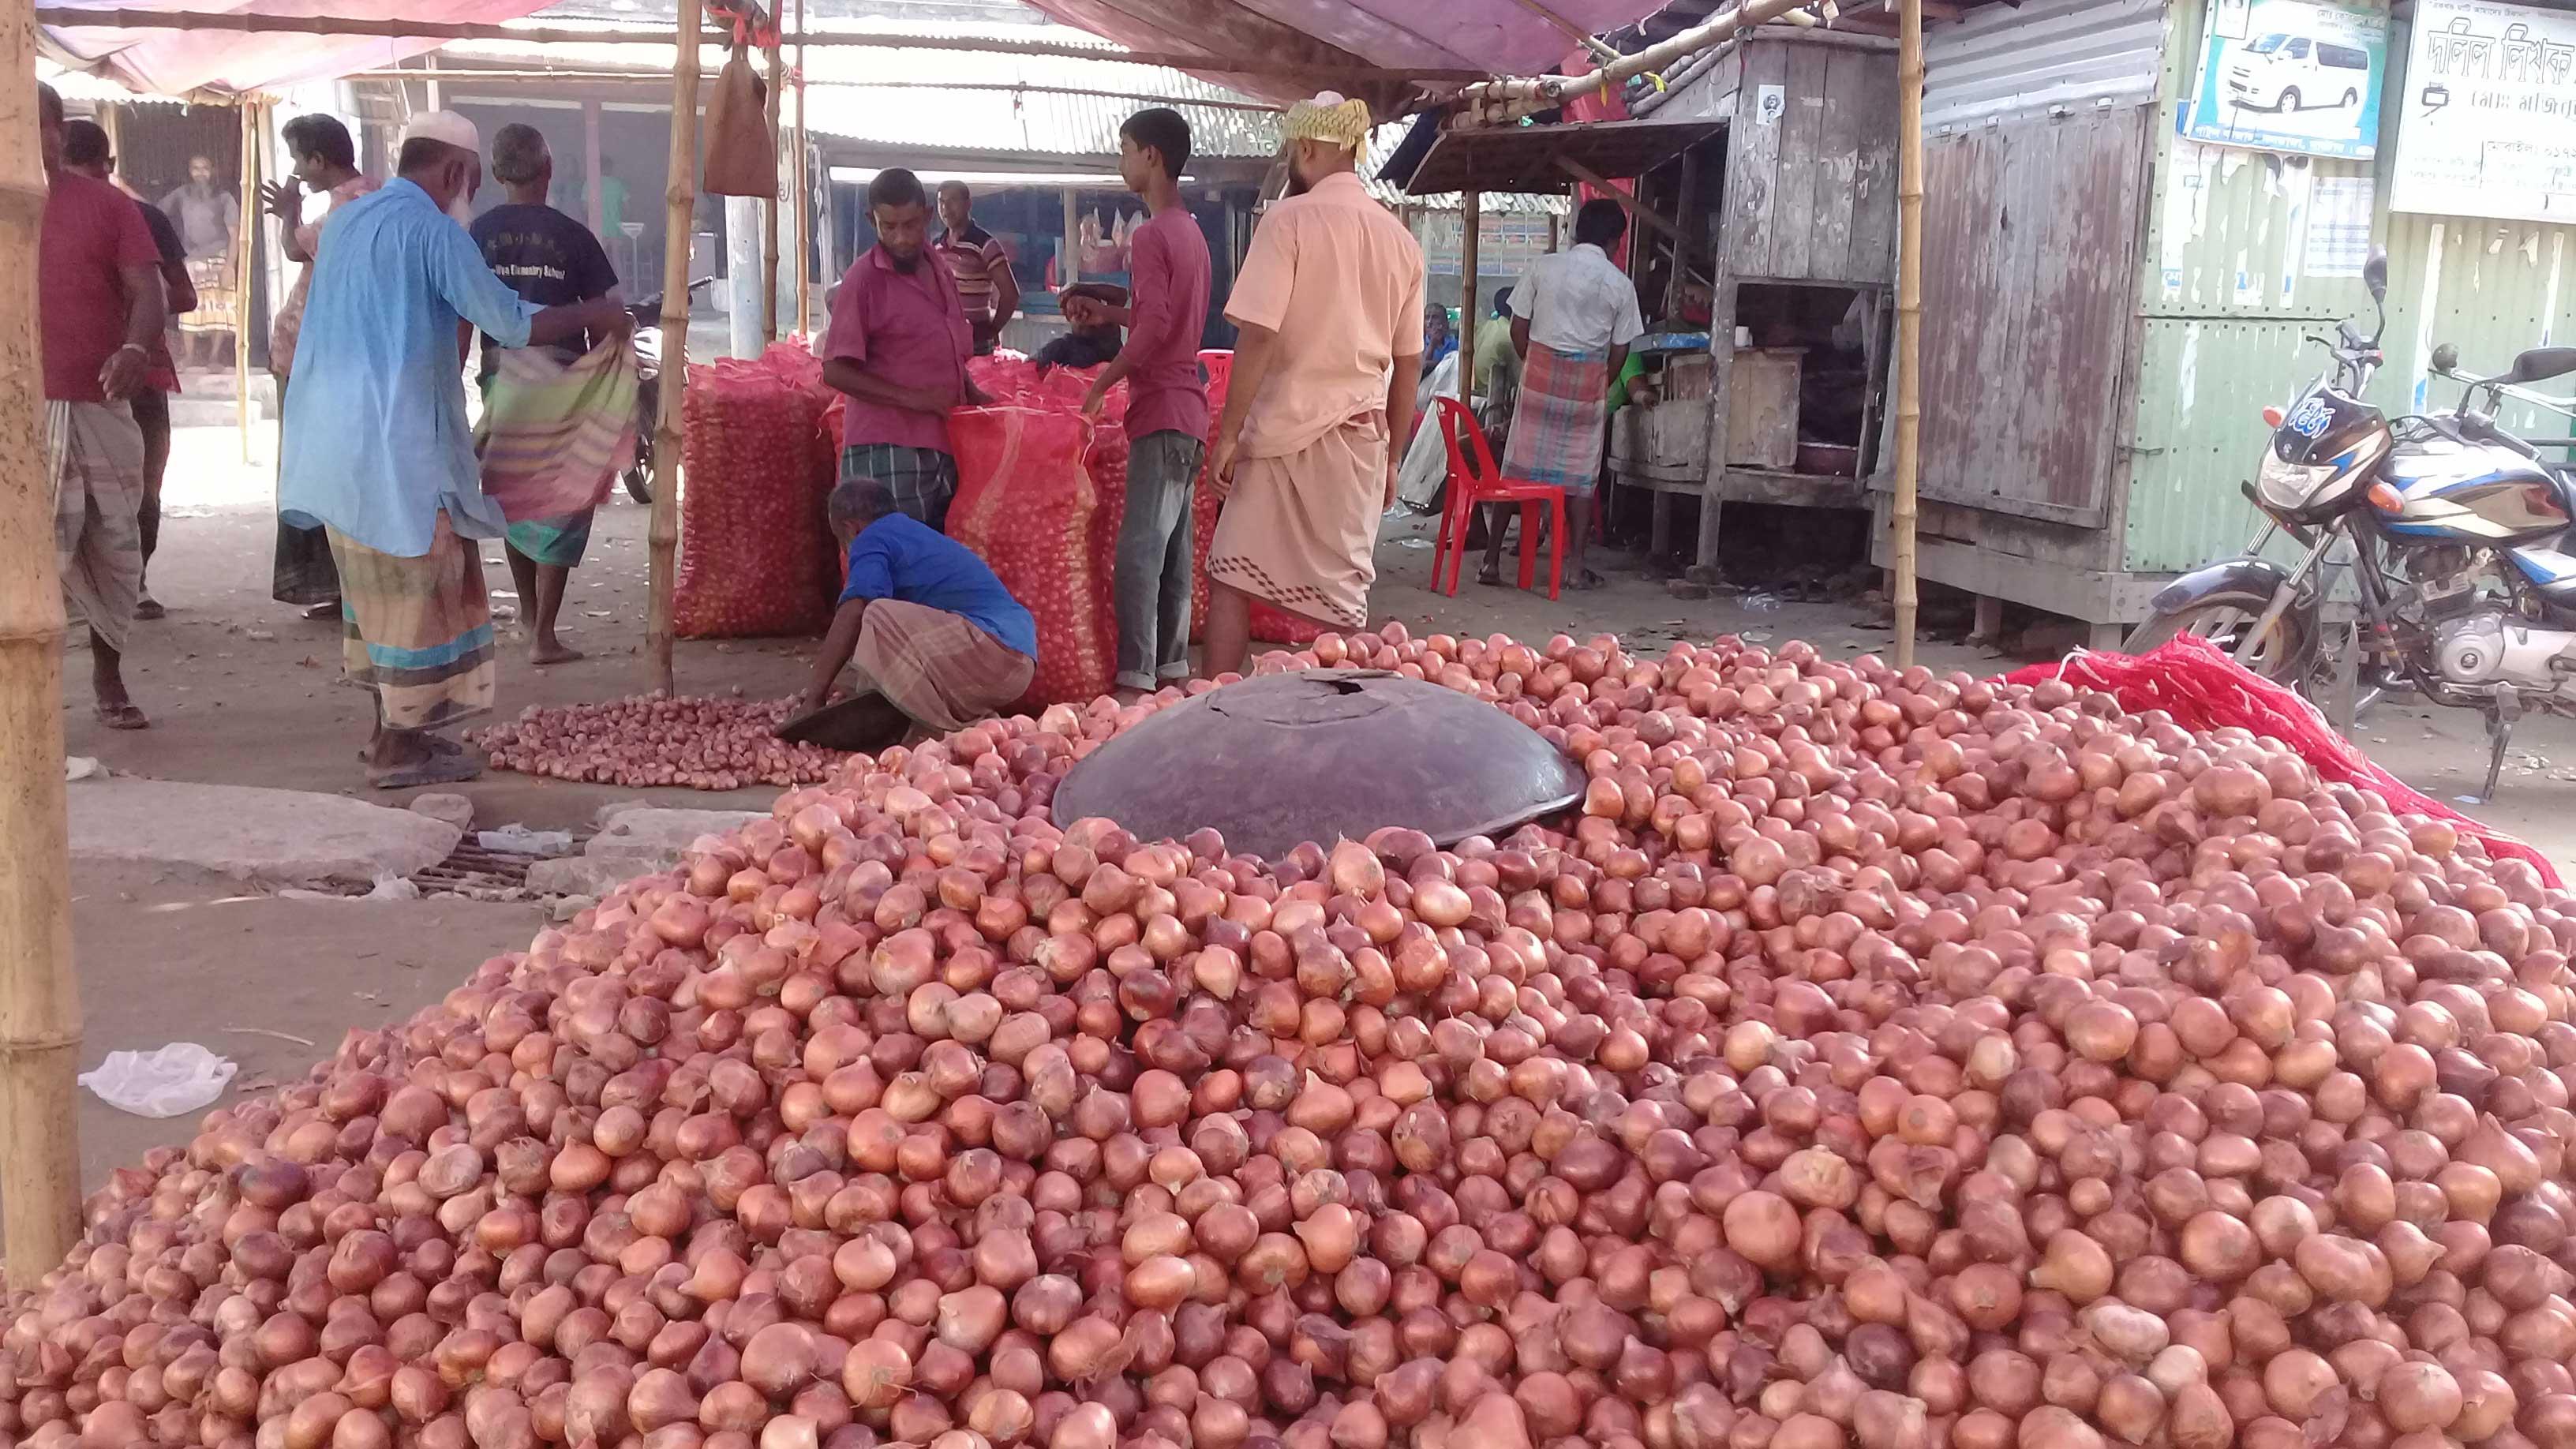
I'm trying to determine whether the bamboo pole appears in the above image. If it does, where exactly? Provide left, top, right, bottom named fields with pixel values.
left=235, top=99, right=257, bottom=463
left=0, top=23, right=84, bottom=1294
left=761, top=33, right=779, bottom=346
left=1458, top=187, right=1478, bottom=384
left=1891, top=0, right=1923, bottom=668
left=648, top=0, right=702, bottom=698
left=792, top=0, right=808, bottom=337
left=32, top=9, right=1480, bottom=81
left=1455, top=0, right=1822, bottom=120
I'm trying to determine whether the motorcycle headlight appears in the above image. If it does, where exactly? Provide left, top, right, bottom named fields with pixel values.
left=2256, top=450, right=2339, bottom=510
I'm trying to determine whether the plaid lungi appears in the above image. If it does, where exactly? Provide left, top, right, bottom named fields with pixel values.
left=505, top=514, right=593, bottom=569
left=327, top=515, right=496, bottom=733
left=848, top=598, right=1033, bottom=732
left=45, top=399, right=148, bottom=654
left=841, top=444, right=959, bottom=533
left=1501, top=343, right=1611, bottom=496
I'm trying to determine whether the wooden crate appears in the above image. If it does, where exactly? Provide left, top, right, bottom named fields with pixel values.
left=1727, top=348, right=1801, bottom=467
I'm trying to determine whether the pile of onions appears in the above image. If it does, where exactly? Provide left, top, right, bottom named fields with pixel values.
left=473, top=695, right=844, bottom=791
left=9, top=622, right=2576, bottom=1449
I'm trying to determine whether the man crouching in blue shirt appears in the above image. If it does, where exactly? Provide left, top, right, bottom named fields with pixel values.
left=802, top=478, right=1038, bottom=732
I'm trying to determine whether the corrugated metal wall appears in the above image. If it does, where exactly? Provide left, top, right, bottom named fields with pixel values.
left=1923, top=0, right=2167, bottom=130
left=2118, top=0, right=2576, bottom=575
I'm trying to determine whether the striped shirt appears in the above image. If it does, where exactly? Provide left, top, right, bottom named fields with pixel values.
left=934, top=223, right=1010, bottom=326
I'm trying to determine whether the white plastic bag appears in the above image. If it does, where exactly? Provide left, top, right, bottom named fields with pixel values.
left=79, top=1043, right=238, bottom=1118
left=479, top=826, right=574, bottom=856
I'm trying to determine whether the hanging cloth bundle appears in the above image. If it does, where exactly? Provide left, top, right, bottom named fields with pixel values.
left=702, top=26, right=776, bottom=197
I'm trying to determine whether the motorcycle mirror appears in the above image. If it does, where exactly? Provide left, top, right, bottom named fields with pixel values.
left=2432, top=342, right=2460, bottom=374
left=2364, top=247, right=2390, bottom=302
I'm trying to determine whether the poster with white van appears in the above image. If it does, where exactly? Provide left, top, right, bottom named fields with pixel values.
left=2391, top=0, right=2576, bottom=222
left=2185, top=0, right=2388, bottom=159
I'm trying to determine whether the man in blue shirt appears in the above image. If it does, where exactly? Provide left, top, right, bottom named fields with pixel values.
left=803, top=478, right=1036, bottom=732
left=279, top=111, right=627, bottom=788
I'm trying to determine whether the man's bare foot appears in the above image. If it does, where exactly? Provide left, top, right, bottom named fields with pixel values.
left=134, top=594, right=166, bottom=620
left=94, top=698, right=148, bottom=729
left=530, top=638, right=585, bottom=666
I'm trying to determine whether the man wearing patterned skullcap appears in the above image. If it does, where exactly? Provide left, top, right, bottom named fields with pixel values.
left=1201, top=92, right=1424, bottom=677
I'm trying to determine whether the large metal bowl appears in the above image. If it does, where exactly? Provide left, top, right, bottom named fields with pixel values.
left=1048, top=670, right=1586, bottom=861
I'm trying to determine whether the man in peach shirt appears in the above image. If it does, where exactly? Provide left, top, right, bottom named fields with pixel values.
left=1204, top=92, right=1424, bottom=676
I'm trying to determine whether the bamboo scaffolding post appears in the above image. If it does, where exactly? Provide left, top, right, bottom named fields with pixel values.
left=0, top=19, right=84, bottom=1293
left=792, top=0, right=808, bottom=337
left=647, top=0, right=702, bottom=698
left=235, top=98, right=258, bottom=462
left=31, top=9, right=1480, bottom=82
left=1891, top=0, right=1923, bottom=668
left=1458, top=186, right=1478, bottom=386
left=761, top=31, right=779, bottom=346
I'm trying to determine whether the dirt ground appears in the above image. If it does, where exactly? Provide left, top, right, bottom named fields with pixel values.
left=32, top=417, right=2576, bottom=1206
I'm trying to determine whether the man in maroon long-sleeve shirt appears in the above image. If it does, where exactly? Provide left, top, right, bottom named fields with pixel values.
left=1077, top=109, right=1213, bottom=695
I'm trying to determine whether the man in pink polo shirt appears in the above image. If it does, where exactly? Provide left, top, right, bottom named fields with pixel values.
left=822, top=168, right=984, bottom=532
left=1073, top=108, right=1212, bottom=695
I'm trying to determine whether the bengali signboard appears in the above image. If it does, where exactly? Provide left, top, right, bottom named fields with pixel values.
left=2392, top=0, right=2576, bottom=220
left=2185, top=0, right=2387, bottom=159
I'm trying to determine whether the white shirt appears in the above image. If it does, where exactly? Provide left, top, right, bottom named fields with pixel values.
left=1508, top=242, right=1646, bottom=357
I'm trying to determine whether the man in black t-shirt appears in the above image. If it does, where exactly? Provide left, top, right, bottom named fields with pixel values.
left=470, top=123, right=619, bottom=666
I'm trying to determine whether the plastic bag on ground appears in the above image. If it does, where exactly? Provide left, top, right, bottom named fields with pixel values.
left=80, top=1043, right=238, bottom=1118
left=676, top=344, right=837, bottom=638
left=2001, top=633, right=2561, bottom=886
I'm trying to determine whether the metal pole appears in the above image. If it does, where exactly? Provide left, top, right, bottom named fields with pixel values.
left=1458, top=189, right=1479, bottom=386
left=1892, top=0, right=1923, bottom=668
left=792, top=0, right=809, bottom=337
left=648, top=0, right=702, bottom=697
left=236, top=99, right=258, bottom=463
left=1063, top=189, right=1080, bottom=286
left=0, top=2, right=85, bottom=1293
left=762, top=32, right=779, bottom=346
left=582, top=99, right=603, bottom=234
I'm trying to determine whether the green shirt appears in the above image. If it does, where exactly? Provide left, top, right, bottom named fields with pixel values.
left=597, top=176, right=628, bottom=235
left=1472, top=322, right=1518, bottom=396
left=1607, top=352, right=1648, bottom=416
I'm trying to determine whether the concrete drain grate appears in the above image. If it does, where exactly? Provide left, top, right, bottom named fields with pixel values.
left=305, top=831, right=596, bottom=900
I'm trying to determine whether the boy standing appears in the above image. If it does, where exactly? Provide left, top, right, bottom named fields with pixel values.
left=1076, top=108, right=1212, bottom=695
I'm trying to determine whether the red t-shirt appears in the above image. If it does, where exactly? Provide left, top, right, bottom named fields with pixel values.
left=823, top=245, right=972, bottom=454
left=1122, top=206, right=1212, bottom=443
left=41, top=171, right=159, bottom=403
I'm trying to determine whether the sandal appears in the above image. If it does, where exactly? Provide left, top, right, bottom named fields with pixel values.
left=94, top=702, right=148, bottom=731
left=1564, top=568, right=1608, bottom=592
left=301, top=601, right=342, bottom=621
left=133, top=597, right=167, bottom=621
left=359, top=735, right=464, bottom=763
left=369, top=754, right=484, bottom=790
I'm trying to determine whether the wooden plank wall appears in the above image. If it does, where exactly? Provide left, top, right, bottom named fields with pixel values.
left=1915, top=106, right=2151, bottom=529
left=1717, top=37, right=1900, bottom=286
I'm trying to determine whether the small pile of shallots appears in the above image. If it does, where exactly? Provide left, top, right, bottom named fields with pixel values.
left=472, top=696, right=844, bottom=791
left=9, top=623, right=2575, bottom=1449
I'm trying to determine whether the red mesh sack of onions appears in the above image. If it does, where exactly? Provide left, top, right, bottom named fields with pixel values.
left=946, top=406, right=1115, bottom=707
left=21, top=623, right=2576, bottom=1449
left=676, top=346, right=838, bottom=640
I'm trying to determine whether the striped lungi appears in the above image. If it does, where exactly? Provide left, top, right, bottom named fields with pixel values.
left=327, top=514, right=496, bottom=733
left=1501, top=343, right=1611, bottom=496
left=45, top=399, right=148, bottom=654
left=477, top=341, right=637, bottom=573
left=841, top=444, right=959, bottom=533
left=504, top=514, right=593, bottom=569
left=850, top=598, right=1033, bottom=732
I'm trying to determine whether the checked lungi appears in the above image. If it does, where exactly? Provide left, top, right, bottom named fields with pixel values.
left=850, top=598, right=1033, bottom=732
left=841, top=444, right=960, bottom=533
left=1501, top=343, right=1612, bottom=496
left=326, top=513, right=496, bottom=733
left=45, top=399, right=148, bottom=653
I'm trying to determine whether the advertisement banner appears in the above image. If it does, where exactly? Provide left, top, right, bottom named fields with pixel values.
left=2392, top=0, right=2576, bottom=221
left=2185, top=0, right=2387, bottom=159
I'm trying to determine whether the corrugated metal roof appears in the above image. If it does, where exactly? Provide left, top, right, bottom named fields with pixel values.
left=439, top=21, right=1284, bottom=159
left=1362, top=124, right=1567, bottom=214
left=1922, top=0, right=2167, bottom=130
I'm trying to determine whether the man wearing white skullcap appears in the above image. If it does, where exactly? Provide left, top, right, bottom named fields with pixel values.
left=1201, top=92, right=1424, bottom=676
left=279, top=109, right=631, bottom=788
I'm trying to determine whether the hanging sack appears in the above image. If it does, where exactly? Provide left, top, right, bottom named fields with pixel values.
left=702, top=44, right=776, bottom=197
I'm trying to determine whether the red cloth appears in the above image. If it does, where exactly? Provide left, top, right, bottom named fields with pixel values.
left=1122, top=207, right=1212, bottom=443
left=41, top=172, right=159, bottom=403
left=2001, top=635, right=2561, bottom=888
left=821, top=244, right=972, bottom=454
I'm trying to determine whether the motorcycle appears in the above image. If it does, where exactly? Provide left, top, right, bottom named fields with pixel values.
left=2131, top=246, right=2576, bottom=799
left=623, top=277, right=713, bottom=505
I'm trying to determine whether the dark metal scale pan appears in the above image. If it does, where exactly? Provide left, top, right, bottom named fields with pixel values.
left=1049, top=670, right=1587, bottom=861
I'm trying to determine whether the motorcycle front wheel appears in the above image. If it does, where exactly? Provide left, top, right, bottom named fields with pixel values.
left=2124, top=591, right=2313, bottom=683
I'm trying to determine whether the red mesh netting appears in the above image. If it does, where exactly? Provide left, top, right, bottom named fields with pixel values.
left=946, top=405, right=1114, bottom=709
left=2003, top=634, right=2561, bottom=886
left=675, top=345, right=837, bottom=639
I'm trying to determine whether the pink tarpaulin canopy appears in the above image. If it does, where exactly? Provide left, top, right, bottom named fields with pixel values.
left=40, top=0, right=555, bottom=99
left=1022, top=0, right=1672, bottom=106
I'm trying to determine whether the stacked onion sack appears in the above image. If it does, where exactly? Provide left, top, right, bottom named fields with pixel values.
left=9, top=626, right=2575, bottom=1449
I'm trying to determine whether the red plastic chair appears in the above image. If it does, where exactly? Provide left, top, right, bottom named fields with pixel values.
left=1429, top=395, right=1565, bottom=600
left=1198, top=349, right=1233, bottom=399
